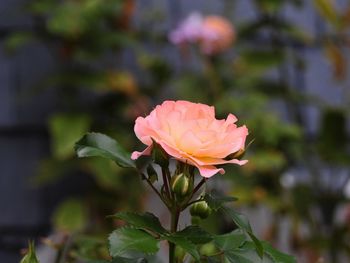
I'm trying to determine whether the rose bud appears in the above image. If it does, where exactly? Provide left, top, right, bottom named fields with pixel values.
left=20, top=241, right=39, bottom=263
left=170, top=173, right=191, bottom=199
left=175, top=246, right=186, bottom=261
left=190, top=200, right=212, bottom=219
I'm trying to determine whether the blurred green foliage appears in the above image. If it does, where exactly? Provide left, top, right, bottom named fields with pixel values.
left=50, top=114, right=91, bottom=160
left=53, top=198, right=88, bottom=232
left=5, top=0, right=350, bottom=262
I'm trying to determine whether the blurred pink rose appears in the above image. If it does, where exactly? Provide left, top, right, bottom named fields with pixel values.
left=200, top=16, right=235, bottom=54
left=169, top=12, right=235, bottom=55
left=131, top=100, right=248, bottom=178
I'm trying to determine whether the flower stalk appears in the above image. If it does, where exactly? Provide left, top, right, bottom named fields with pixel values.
left=162, top=163, right=206, bottom=263
left=169, top=207, right=180, bottom=263
left=130, top=100, right=250, bottom=262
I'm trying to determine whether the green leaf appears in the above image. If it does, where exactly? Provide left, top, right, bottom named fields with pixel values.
left=20, top=241, right=40, bottom=263
left=263, top=242, right=296, bottom=263
left=226, top=241, right=295, bottom=263
left=109, top=228, right=159, bottom=257
left=214, top=230, right=246, bottom=251
left=87, top=257, right=147, bottom=263
left=224, top=241, right=296, bottom=262
left=151, top=140, right=169, bottom=168
left=204, top=194, right=238, bottom=211
left=226, top=241, right=275, bottom=263
left=50, top=114, right=91, bottom=160
left=75, top=133, right=136, bottom=168
left=112, top=258, right=147, bottom=263
left=163, top=234, right=200, bottom=261
left=175, top=226, right=213, bottom=244
left=52, top=199, right=87, bottom=232
left=146, top=164, right=158, bottom=183
left=225, top=252, right=255, bottom=263
left=206, top=257, right=221, bottom=263
left=221, top=207, right=264, bottom=258
left=225, top=251, right=263, bottom=263
left=110, top=215, right=204, bottom=260
left=221, top=207, right=252, bottom=233
left=248, top=233, right=264, bottom=259
left=111, top=212, right=167, bottom=235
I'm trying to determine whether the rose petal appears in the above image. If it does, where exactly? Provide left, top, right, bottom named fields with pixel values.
left=131, top=144, right=153, bottom=160
left=189, top=155, right=248, bottom=166
left=196, top=165, right=225, bottom=178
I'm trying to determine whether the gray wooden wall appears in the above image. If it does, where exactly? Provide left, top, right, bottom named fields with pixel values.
left=0, top=0, right=59, bottom=261
left=0, top=0, right=349, bottom=262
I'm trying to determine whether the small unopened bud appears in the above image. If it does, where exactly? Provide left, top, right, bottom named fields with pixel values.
left=151, top=140, right=169, bottom=168
left=200, top=243, right=217, bottom=257
left=190, top=200, right=211, bottom=219
left=20, top=241, right=39, bottom=263
left=171, top=173, right=191, bottom=198
left=175, top=246, right=186, bottom=261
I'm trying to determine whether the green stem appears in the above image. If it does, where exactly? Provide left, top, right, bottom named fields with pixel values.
left=164, top=167, right=174, bottom=200
left=138, top=170, right=170, bottom=208
left=162, top=167, right=171, bottom=200
left=192, top=178, right=206, bottom=196
left=145, top=175, right=167, bottom=206
left=169, top=208, right=180, bottom=263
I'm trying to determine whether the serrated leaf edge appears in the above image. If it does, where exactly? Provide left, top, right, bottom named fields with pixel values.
left=108, top=227, right=160, bottom=257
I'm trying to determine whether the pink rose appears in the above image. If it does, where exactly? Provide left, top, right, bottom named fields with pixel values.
left=131, top=100, right=248, bottom=178
left=169, top=13, right=235, bottom=55
left=169, top=12, right=204, bottom=45
left=199, top=15, right=235, bottom=55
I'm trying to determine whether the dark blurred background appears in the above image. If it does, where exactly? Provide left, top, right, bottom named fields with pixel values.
left=1, top=0, right=350, bottom=262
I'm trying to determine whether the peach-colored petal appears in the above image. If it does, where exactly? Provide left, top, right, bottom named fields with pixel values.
left=178, top=130, right=203, bottom=154
left=131, top=144, right=153, bottom=160
left=196, top=165, right=225, bottom=178
left=189, top=156, right=248, bottom=166
left=157, top=140, right=185, bottom=160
